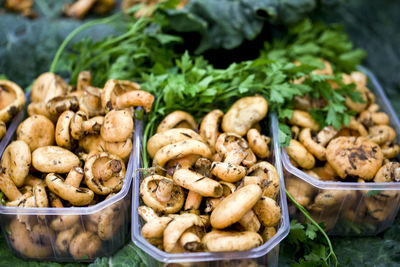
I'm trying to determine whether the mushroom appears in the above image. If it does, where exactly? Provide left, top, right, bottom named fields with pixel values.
left=261, top=227, right=276, bottom=243
left=286, top=139, right=315, bottom=169
left=253, top=197, right=281, bottom=227
left=374, top=162, right=400, bottom=183
left=138, top=206, right=174, bottom=245
left=79, top=86, right=104, bottom=117
left=152, top=139, right=212, bottom=168
left=347, top=117, right=368, bottom=136
left=246, top=161, right=280, bottom=199
left=312, top=162, right=338, bottom=181
left=247, top=128, right=271, bottom=159
left=64, top=0, right=97, bottom=19
left=31, top=72, right=68, bottom=103
left=84, top=152, right=126, bottom=195
left=0, top=121, right=6, bottom=140
left=202, top=230, right=263, bottom=252
left=184, top=190, right=203, bottom=211
left=368, top=125, right=396, bottom=145
left=204, top=182, right=236, bottom=213
left=288, top=110, right=319, bottom=131
left=17, top=115, right=55, bottom=151
left=214, top=133, right=256, bottom=167
left=221, top=95, right=268, bottom=136
left=9, top=219, right=52, bottom=258
left=101, top=79, right=154, bottom=113
left=315, top=126, right=338, bottom=147
left=46, top=96, right=79, bottom=118
left=237, top=209, right=261, bottom=232
left=55, top=110, right=75, bottom=149
left=100, top=109, right=133, bottom=142
left=32, top=146, right=80, bottom=173
left=381, top=142, right=400, bottom=159
left=69, top=231, right=102, bottom=260
left=163, top=213, right=204, bottom=253
left=308, top=190, right=356, bottom=214
left=97, top=200, right=125, bottom=240
left=0, top=80, right=25, bottom=123
left=179, top=227, right=204, bottom=252
left=140, top=175, right=184, bottom=214
left=173, top=169, right=223, bottom=197
left=55, top=225, right=81, bottom=255
left=0, top=170, right=23, bottom=203
left=147, top=128, right=204, bottom=159
left=156, top=110, right=197, bottom=133
left=25, top=175, right=48, bottom=207
left=46, top=173, right=94, bottom=206
left=326, top=136, right=384, bottom=180
left=210, top=184, right=262, bottom=229
left=1, top=140, right=31, bottom=186
left=299, top=128, right=327, bottom=161
left=103, top=138, right=133, bottom=162
left=200, top=109, right=224, bottom=151
left=359, top=110, right=390, bottom=127
left=211, top=149, right=247, bottom=182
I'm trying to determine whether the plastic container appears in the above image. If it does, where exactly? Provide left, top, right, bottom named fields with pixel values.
left=0, top=92, right=140, bottom=262
left=279, top=66, right=400, bottom=236
left=132, top=114, right=290, bottom=266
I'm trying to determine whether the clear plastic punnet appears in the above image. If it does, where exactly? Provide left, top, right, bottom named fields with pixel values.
left=279, top=67, right=400, bottom=236
left=0, top=92, right=140, bottom=262
left=132, top=114, right=290, bottom=267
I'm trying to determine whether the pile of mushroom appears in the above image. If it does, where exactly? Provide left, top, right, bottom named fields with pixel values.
left=139, top=95, right=282, bottom=253
left=0, top=80, right=25, bottom=141
left=285, top=62, right=400, bottom=230
left=0, top=71, right=154, bottom=259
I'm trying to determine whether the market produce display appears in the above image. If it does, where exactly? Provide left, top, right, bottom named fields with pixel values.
left=0, top=80, right=25, bottom=141
left=284, top=65, right=400, bottom=235
left=0, top=0, right=399, bottom=266
left=0, top=71, right=154, bottom=260
left=138, top=96, right=282, bottom=255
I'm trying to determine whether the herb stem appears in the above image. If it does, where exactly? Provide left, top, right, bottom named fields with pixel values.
left=285, top=189, right=338, bottom=266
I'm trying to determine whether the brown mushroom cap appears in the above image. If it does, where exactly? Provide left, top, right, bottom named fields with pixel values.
left=326, top=136, right=383, bottom=180
left=0, top=80, right=25, bottom=123
left=17, top=115, right=55, bottom=151
left=1, top=140, right=31, bottom=187
left=222, top=95, right=268, bottom=136
left=100, top=109, right=133, bottom=142
left=31, top=72, right=68, bottom=103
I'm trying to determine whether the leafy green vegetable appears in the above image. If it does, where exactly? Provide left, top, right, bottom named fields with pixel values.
left=52, top=4, right=181, bottom=87
left=164, top=0, right=338, bottom=53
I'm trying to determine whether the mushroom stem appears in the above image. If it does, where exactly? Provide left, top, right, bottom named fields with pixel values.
left=156, top=179, right=173, bottom=203
left=115, top=90, right=155, bottom=113
left=184, top=191, right=203, bottom=211
left=65, top=166, right=84, bottom=188
left=0, top=171, right=22, bottom=201
left=179, top=230, right=202, bottom=252
left=48, top=191, right=64, bottom=208
left=94, top=159, right=123, bottom=180
left=238, top=209, right=261, bottom=232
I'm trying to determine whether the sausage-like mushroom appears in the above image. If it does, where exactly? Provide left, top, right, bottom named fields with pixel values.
left=103, top=138, right=133, bottom=162
left=31, top=72, right=68, bottom=103
left=138, top=205, right=174, bottom=245
left=84, top=152, right=126, bottom=195
left=204, top=182, right=236, bottom=213
left=101, top=109, right=133, bottom=142
left=309, top=190, right=356, bottom=213
left=374, top=162, right=400, bottom=183
left=46, top=96, right=79, bottom=118
left=163, top=213, right=204, bottom=253
left=215, top=133, right=256, bottom=167
left=261, top=227, right=276, bottom=243
left=299, top=128, right=326, bottom=161
left=32, top=146, right=80, bottom=173
left=25, top=176, right=49, bottom=208
left=359, top=110, right=390, bottom=127
left=247, top=161, right=280, bottom=198
left=286, top=139, right=315, bottom=169
left=253, top=197, right=281, bottom=227
left=156, top=110, right=197, bottom=133
left=347, top=117, right=368, bottom=136
left=381, top=143, right=400, bottom=159
left=1, top=140, right=31, bottom=187
left=200, top=109, right=224, bottom=151
left=9, top=220, right=52, bottom=258
left=0, top=170, right=23, bottom=202
left=202, top=230, right=263, bottom=252
left=140, top=175, right=184, bottom=214
left=237, top=209, right=261, bottom=232
left=247, top=128, right=271, bottom=159
left=147, top=128, right=204, bottom=159
left=368, top=125, right=396, bottom=145
left=173, top=169, right=223, bottom=197
left=69, top=232, right=102, bottom=260
left=211, top=149, right=247, bottom=183
left=0, top=80, right=25, bottom=123
left=152, top=139, right=212, bottom=168
left=46, top=173, right=94, bottom=206
left=315, top=126, right=338, bottom=147
left=326, top=137, right=383, bottom=180
left=79, top=86, right=104, bottom=117
left=288, top=110, right=319, bottom=131
left=55, top=110, right=75, bottom=149
left=210, top=184, right=262, bottom=229
left=222, top=95, right=268, bottom=136
left=55, top=225, right=81, bottom=254
left=17, top=115, right=55, bottom=151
